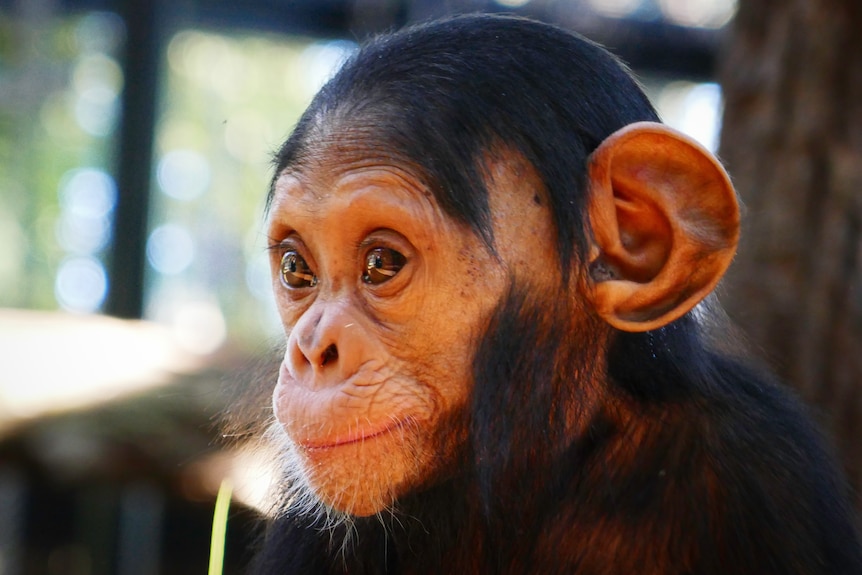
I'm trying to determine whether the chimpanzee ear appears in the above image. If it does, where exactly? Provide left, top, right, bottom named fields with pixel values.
left=585, top=121, right=740, bottom=332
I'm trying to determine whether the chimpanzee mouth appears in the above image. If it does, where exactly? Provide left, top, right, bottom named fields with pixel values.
left=298, top=418, right=408, bottom=451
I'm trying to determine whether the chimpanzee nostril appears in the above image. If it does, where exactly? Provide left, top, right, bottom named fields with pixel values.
left=320, top=344, right=338, bottom=367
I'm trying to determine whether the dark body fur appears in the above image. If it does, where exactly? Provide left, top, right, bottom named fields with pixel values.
left=253, top=291, right=862, bottom=574
left=252, top=14, right=862, bottom=574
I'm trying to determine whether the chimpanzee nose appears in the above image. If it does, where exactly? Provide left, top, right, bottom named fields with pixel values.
left=319, top=343, right=338, bottom=367
left=286, top=301, right=366, bottom=386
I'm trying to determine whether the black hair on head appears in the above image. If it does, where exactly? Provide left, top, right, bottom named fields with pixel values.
left=271, top=14, right=659, bottom=269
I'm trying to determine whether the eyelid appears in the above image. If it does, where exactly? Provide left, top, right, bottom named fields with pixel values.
left=358, top=229, right=413, bottom=256
left=269, top=235, right=319, bottom=276
left=268, top=233, right=306, bottom=256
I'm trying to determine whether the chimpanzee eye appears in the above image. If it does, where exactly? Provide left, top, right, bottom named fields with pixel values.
left=280, top=250, right=317, bottom=289
left=362, top=247, right=406, bottom=284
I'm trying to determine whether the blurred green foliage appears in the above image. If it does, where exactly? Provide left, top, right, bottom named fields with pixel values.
left=0, top=10, right=119, bottom=309
left=0, top=8, right=345, bottom=350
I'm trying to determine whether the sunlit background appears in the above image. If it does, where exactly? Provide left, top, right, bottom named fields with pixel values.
left=0, top=0, right=735, bottom=573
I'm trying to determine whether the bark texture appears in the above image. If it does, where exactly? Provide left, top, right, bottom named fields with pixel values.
left=718, top=0, right=862, bottom=502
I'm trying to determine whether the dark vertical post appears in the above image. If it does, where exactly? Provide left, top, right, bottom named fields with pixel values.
left=105, top=0, right=162, bottom=318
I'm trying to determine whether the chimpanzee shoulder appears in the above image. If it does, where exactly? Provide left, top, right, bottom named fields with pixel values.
left=566, top=326, right=862, bottom=574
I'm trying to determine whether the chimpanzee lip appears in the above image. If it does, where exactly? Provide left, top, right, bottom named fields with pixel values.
left=298, top=419, right=407, bottom=451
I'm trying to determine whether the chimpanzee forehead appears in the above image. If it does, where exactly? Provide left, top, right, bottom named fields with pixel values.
left=280, top=101, right=395, bottom=158
left=278, top=123, right=434, bottom=195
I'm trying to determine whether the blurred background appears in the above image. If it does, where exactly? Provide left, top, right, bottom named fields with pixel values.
left=1, top=0, right=860, bottom=573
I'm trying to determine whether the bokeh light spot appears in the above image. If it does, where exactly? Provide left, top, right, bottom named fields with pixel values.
left=56, top=213, right=111, bottom=255
left=75, top=11, right=126, bottom=54
left=299, top=40, right=358, bottom=98
left=55, top=256, right=108, bottom=313
left=657, top=0, right=737, bottom=28
left=494, top=0, right=532, bottom=7
left=156, top=150, right=211, bottom=201
left=72, top=53, right=123, bottom=136
left=587, top=0, right=642, bottom=18
left=147, top=224, right=195, bottom=275
left=656, top=81, right=723, bottom=152
left=59, top=168, right=117, bottom=218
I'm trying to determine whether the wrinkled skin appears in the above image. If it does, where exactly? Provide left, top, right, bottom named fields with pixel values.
left=267, top=142, right=558, bottom=516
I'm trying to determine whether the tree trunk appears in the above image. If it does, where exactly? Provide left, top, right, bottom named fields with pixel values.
left=718, top=0, right=862, bottom=503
